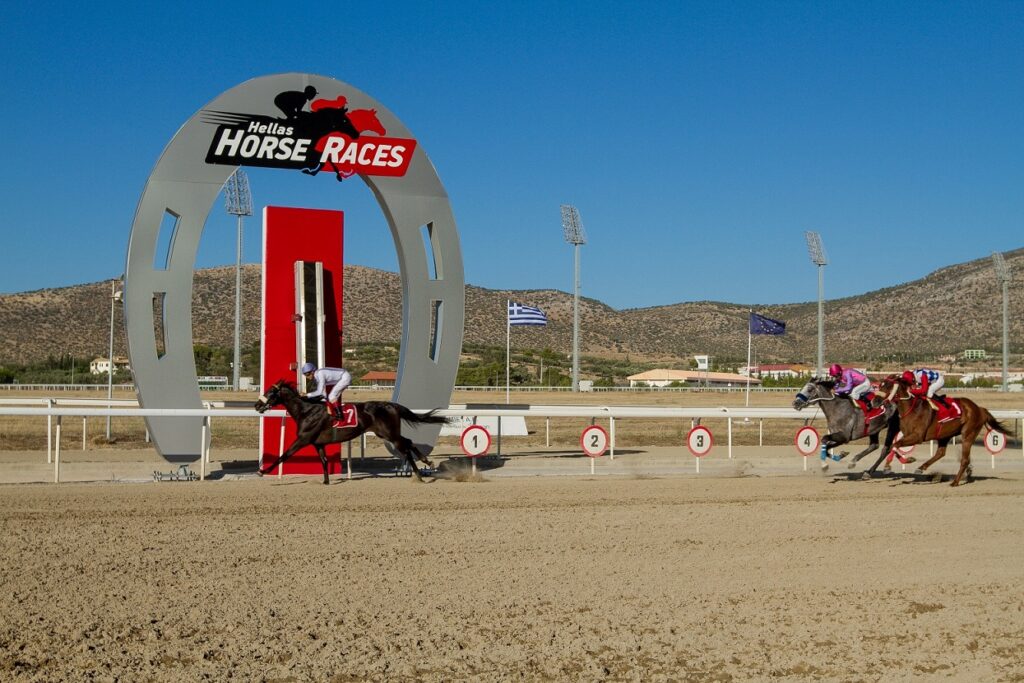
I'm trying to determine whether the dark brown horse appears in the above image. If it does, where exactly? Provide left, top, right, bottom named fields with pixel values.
left=254, top=380, right=449, bottom=484
left=877, top=374, right=1012, bottom=486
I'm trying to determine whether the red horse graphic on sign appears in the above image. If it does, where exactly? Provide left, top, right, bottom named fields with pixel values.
left=304, top=98, right=399, bottom=181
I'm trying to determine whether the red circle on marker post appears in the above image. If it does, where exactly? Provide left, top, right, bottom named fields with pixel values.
left=795, top=426, right=820, bottom=456
left=985, top=429, right=1006, bottom=454
left=687, top=425, right=713, bottom=457
left=460, top=425, right=491, bottom=458
left=580, top=425, right=609, bottom=458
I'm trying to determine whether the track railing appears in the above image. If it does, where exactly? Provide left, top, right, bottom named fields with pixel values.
left=1, top=403, right=1021, bottom=483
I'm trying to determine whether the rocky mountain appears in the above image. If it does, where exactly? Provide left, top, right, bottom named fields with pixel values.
left=0, top=249, right=1021, bottom=367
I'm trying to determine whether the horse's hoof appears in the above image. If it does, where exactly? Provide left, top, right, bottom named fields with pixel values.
left=904, top=457, right=917, bottom=464
left=256, top=470, right=265, bottom=478
left=914, top=468, right=925, bottom=475
left=861, top=471, right=872, bottom=481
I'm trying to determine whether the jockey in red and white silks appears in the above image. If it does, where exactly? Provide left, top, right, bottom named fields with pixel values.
left=902, top=368, right=949, bottom=408
left=904, top=368, right=944, bottom=398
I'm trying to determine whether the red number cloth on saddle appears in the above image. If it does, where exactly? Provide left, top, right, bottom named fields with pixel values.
left=854, top=398, right=886, bottom=423
left=932, top=397, right=962, bottom=423
left=332, top=404, right=358, bottom=429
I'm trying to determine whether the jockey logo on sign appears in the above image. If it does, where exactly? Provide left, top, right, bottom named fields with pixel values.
left=203, top=89, right=417, bottom=180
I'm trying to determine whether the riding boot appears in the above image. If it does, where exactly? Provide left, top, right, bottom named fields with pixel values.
left=326, top=400, right=340, bottom=419
left=936, top=395, right=950, bottom=409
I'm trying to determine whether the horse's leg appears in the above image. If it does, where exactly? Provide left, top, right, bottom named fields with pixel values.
left=410, top=443, right=435, bottom=470
left=863, top=448, right=892, bottom=479
left=950, top=425, right=980, bottom=487
left=848, top=434, right=878, bottom=468
left=916, top=437, right=949, bottom=474
left=316, top=445, right=330, bottom=485
left=820, top=434, right=842, bottom=467
left=258, top=437, right=313, bottom=476
left=390, top=436, right=425, bottom=481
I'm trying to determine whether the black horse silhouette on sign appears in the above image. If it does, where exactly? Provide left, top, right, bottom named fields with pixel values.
left=255, top=381, right=448, bottom=484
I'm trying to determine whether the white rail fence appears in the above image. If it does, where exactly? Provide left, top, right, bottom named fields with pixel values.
left=1, top=400, right=1022, bottom=483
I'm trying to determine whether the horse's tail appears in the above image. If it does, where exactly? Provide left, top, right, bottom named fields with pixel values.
left=396, top=405, right=450, bottom=426
left=986, top=413, right=1014, bottom=436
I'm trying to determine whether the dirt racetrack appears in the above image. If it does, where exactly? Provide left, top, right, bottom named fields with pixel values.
left=1, top=470, right=1022, bottom=681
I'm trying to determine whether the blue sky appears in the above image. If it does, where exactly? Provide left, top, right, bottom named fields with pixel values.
left=1, top=1, right=1021, bottom=310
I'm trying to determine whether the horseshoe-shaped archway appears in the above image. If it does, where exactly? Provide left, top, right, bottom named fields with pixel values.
left=125, top=73, right=463, bottom=462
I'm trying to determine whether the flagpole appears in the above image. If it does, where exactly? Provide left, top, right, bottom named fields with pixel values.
left=745, top=310, right=753, bottom=407
left=506, top=299, right=511, bottom=404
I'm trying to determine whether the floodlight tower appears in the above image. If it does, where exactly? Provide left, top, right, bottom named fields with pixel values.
left=991, top=251, right=1011, bottom=392
left=224, top=169, right=253, bottom=392
left=804, top=231, right=828, bottom=376
left=561, top=205, right=586, bottom=392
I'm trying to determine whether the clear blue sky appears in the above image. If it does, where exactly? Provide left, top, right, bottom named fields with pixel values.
left=1, top=1, right=1021, bottom=310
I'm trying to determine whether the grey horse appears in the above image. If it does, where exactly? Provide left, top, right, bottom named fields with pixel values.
left=792, top=378, right=901, bottom=476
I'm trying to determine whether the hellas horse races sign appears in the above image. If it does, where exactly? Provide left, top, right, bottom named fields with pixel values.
left=203, top=86, right=417, bottom=179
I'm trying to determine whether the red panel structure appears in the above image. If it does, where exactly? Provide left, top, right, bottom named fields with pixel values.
left=259, top=206, right=344, bottom=475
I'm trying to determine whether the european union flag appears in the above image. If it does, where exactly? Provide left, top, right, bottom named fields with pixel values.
left=750, top=312, right=786, bottom=335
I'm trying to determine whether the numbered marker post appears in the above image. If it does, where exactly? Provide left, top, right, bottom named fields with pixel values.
left=581, top=425, right=609, bottom=474
left=687, top=425, right=713, bottom=473
left=795, top=426, right=820, bottom=471
left=460, top=425, right=491, bottom=475
left=985, top=428, right=1006, bottom=469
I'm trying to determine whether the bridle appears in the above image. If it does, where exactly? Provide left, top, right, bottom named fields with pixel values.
left=795, top=381, right=837, bottom=407
left=880, top=380, right=918, bottom=420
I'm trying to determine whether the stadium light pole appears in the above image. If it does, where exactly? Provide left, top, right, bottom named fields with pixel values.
left=561, top=205, right=586, bottom=392
left=106, top=280, right=123, bottom=440
left=224, top=169, right=253, bottom=391
left=991, top=251, right=1011, bottom=392
left=804, top=231, right=828, bottom=377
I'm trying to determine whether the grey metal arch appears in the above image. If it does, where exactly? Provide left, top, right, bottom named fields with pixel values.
left=125, top=73, right=464, bottom=462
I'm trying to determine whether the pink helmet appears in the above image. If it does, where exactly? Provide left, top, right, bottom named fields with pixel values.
left=828, top=363, right=842, bottom=377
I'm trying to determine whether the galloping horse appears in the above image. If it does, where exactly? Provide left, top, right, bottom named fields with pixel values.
left=793, top=378, right=900, bottom=474
left=877, top=374, right=1012, bottom=486
left=254, top=381, right=449, bottom=484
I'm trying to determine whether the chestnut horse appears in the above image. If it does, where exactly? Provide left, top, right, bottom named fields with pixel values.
left=254, top=380, right=448, bottom=484
left=877, top=374, right=1012, bottom=486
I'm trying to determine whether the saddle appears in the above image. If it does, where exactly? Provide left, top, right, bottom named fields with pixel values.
left=851, top=397, right=885, bottom=423
left=930, top=397, right=961, bottom=424
left=330, top=403, right=358, bottom=429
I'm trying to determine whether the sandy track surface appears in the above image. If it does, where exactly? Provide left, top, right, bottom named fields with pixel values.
left=1, top=473, right=1022, bottom=681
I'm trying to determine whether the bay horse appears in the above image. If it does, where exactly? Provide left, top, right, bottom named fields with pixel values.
left=254, top=380, right=449, bottom=484
left=877, top=374, right=1012, bottom=486
left=792, top=378, right=900, bottom=475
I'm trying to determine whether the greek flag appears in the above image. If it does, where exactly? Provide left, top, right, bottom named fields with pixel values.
left=508, top=302, right=547, bottom=326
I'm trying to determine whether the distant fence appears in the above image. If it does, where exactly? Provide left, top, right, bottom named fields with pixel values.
left=1, top=400, right=1022, bottom=483
left=2, top=383, right=1012, bottom=395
